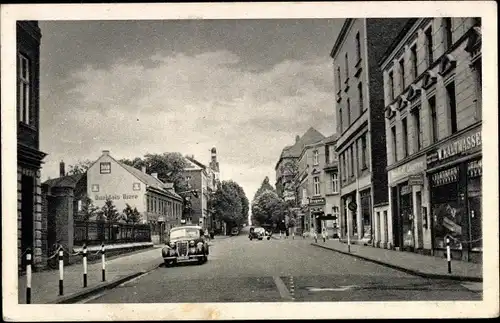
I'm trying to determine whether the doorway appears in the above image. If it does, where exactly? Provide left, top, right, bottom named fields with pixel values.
left=21, top=175, right=34, bottom=267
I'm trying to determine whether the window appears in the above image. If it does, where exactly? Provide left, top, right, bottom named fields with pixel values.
left=329, top=145, right=336, bottom=163
left=100, top=162, right=111, bottom=174
left=361, top=134, right=367, bottom=169
left=388, top=71, right=394, bottom=101
left=411, top=44, right=418, bottom=79
left=474, top=61, right=482, bottom=120
left=446, top=82, right=458, bottom=134
left=313, top=176, right=320, bottom=196
left=332, top=206, right=340, bottom=219
left=425, top=26, right=434, bottom=66
left=358, top=82, right=364, bottom=113
left=443, top=18, right=453, bottom=50
left=336, top=66, right=342, bottom=93
left=391, top=125, right=398, bottom=162
left=399, top=57, right=405, bottom=91
left=313, top=150, right=319, bottom=165
left=355, top=32, right=361, bottom=63
left=331, top=173, right=339, bottom=193
left=344, top=53, right=349, bottom=81
left=412, top=107, right=422, bottom=151
left=17, top=54, right=30, bottom=125
left=350, top=146, right=354, bottom=177
left=346, top=98, right=351, bottom=125
left=429, top=96, right=438, bottom=143
left=339, top=107, right=343, bottom=132
left=340, top=154, right=346, bottom=181
left=402, top=117, right=408, bottom=158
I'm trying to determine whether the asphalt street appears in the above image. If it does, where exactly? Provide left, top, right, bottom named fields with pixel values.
left=84, top=229, right=482, bottom=303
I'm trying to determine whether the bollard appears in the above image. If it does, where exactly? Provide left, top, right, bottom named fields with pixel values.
left=58, top=248, right=64, bottom=295
left=446, top=237, right=452, bottom=274
left=83, top=245, right=88, bottom=288
left=101, top=244, right=106, bottom=282
left=26, top=249, right=32, bottom=304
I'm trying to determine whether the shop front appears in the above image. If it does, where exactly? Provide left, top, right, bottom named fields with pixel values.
left=359, top=189, right=372, bottom=241
left=426, top=126, right=482, bottom=263
left=309, top=197, right=326, bottom=234
left=388, top=155, right=427, bottom=252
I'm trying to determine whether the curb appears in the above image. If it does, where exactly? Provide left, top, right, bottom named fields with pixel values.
left=311, top=243, right=483, bottom=283
left=49, top=263, right=161, bottom=304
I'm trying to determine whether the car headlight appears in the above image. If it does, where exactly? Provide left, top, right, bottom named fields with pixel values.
left=168, top=241, right=176, bottom=248
left=196, top=242, right=204, bottom=251
left=189, top=240, right=195, bottom=247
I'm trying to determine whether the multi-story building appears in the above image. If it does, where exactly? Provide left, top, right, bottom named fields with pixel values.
left=86, top=150, right=183, bottom=244
left=322, top=134, right=341, bottom=238
left=330, top=18, right=409, bottom=244
left=17, top=21, right=47, bottom=270
left=182, top=156, right=210, bottom=230
left=380, top=18, right=482, bottom=263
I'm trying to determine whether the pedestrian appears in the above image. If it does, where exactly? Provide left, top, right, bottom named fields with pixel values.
left=313, top=230, right=318, bottom=243
left=322, top=228, right=327, bottom=243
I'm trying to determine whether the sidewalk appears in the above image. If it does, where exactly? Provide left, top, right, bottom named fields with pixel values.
left=311, top=239, right=482, bottom=282
left=18, top=246, right=163, bottom=304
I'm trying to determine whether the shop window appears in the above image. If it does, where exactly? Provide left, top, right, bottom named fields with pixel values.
left=360, top=190, right=372, bottom=239
left=446, top=81, right=458, bottom=134
left=18, top=54, right=31, bottom=125
left=467, top=159, right=482, bottom=251
left=399, top=184, right=414, bottom=249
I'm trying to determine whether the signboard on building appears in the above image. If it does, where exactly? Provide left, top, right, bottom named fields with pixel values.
left=309, top=197, right=326, bottom=205
left=427, top=128, right=482, bottom=166
left=408, top=174, right=424, bottom=186
left=388, top=156, right=427, bottom=183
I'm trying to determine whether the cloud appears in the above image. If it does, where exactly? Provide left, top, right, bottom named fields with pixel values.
left=40, top=50, right=335, bottom=197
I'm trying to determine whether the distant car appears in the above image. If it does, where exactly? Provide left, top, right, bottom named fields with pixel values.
left=161, top=225, right=209, bottom=267
left=231, top=227, right=240, bottom=236
left=248, top=227, right=266, bottom=240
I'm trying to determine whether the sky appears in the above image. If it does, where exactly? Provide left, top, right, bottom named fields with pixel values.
left=39, top=19, right=343, bottom=202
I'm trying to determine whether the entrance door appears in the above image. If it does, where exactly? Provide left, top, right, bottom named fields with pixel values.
left=391, top=186, right=400, bottom=248
left=21, top=175, right=34, bottom=267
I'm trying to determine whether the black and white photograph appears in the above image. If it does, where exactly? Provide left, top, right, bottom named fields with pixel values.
left=1, top=1, right=498, bottom=320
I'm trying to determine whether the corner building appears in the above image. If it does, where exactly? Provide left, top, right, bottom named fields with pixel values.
left=380, top=18, right=482, bottom=262
left=330, top=18, right=410, bottom=244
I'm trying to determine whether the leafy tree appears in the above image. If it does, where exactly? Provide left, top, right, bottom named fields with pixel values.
left=123, top=203, right=134, bottom=222
left=76, top=197, right=99, bottom=222
left=129, top=207, right=142, bottom=224
left=211, top=180, right=244, bottom=228
left=234, top=184, right=250, bottom=222
left=253, top=176, right=275, bottom=201
left=67, top=159, right=93, bottom=175
left=279, top=160, right=299, bottom=206
left=251, top=190, right=286, bottom=227
left=101, top=198, right=120, bottom=223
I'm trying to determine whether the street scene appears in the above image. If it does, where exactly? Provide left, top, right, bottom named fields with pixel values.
left=3, top=3, right=496, bottom=320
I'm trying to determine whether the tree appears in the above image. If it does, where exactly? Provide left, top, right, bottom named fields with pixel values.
left=76, top=197, right=99, bottom=222
left=279, top=160, right=299, bottom=206
left=211, top=180, right=245, bottom=229
left=101, top=198, right=120, bottom=223
left=120, top=152, right=190, bottom=193
left=251, top=190, right=286, bottom=227
left=123, top=203, right=134, bottom=223
left=253, top=176, right=275, bottom=201
left=67, top=159, right=93, bottom=175
left=234, top=184, right=250, bottom=222
left=129, top=207, right=142, bottom=224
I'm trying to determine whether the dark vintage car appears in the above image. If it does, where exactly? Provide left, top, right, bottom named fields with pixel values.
left=162, top=225, right=209, bottom=266
left=248, top=226, right=268, bottom=240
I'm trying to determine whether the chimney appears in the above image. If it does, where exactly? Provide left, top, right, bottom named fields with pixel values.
left=59, top=161, right=65, bottom=177
left=151, top=172, right=158, bottom=179
left=141, top=166, right=147, bottom=173
left=295, top=135, right=300, bottom=143
left=102, top=150, right=110, bottom=155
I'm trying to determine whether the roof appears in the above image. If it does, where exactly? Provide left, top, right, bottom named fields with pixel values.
left=322, top=133, right=339, bottom=145
left=43, top=173, right=85, bottom=189
left=120, top=163, right=182, bottom=200
left=185, top=156, right=207, bottom=169
left=379, top=18, right=419, bottom=68
left=330, top=19, right=353, bottom=58
left=275, top=127, right=326, bottom=169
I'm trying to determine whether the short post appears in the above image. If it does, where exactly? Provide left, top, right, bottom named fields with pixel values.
left=101, top=244, right=106, bottom=282
left=58, top=248, right=64, bottom=296
left=26, top=249, right=32, bottom=304
left=446, top=237, right=452, bottom=274
left=83, top=244, right=88, bottom=288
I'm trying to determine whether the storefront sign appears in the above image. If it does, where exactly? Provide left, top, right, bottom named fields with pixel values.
left=408, top=174, right=424, bottom=186
left=389, top=156, right=427, bottom=183
left=95, top=193, right=139, bottom=201
left=427, top=130, right=482, bottom=165
left=309, top=197, right=326, bottom=205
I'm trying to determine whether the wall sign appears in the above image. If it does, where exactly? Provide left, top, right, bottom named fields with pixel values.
left=91, top=184, right=99, bottom=192
left=309, top=197, right=326, bottom=205
left=408, top=174, right=424, bottom=186
left=389, top=156, right=427, bottom=183
left=100, top=162, right=111, bottom=174
left=95, top=193, right=139, bottom=201
left=427, top=129, right=482, bottom=165
left=133, top=182, right=141, bottom=191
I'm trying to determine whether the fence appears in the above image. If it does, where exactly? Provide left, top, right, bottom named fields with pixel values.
left=74, top=220, right=151, bottom=246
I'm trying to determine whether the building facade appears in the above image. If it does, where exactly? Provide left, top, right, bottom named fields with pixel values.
left=322, top=135, right=341, bottom=238
left=183, top=156, right=210, bottom=230
left=330, top=18, right=409, bottom=245
left=17, top=21, right=47, bottom=270
left=86, top=150, right=183, bottom=244
left=380, top=18, right=482, bottom=262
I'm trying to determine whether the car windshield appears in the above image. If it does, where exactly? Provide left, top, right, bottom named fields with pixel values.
left=170, top=228, right=200, bottom=239
left=254, top=228, right=265, bottom=233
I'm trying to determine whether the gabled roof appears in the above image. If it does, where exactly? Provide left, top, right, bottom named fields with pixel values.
left=184, top=156, right=207, bottom=171
left=322, top=133, right=339, bottom=145
left=43, top=173, right=86, bottom=189
left=120, top=163, right=181, bottom=200
left=276, top=127, right=326, bottom=169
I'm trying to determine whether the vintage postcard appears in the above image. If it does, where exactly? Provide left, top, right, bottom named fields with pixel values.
left=1, top=1, right=498, bottom=321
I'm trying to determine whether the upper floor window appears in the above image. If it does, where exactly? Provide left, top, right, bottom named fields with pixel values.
left=328, top=145, right=337, bottom=164
left=391, top=125, right=398, bottom=163
left=313, top=176, right=321, bottom=196
left=473, top=60, right=482, bottom=120
left=346, top=98, right=351, bottom=126
left=344, top=52, right=349, bottom=81
left=411, top=107, right=422, bottom=152
left=331, top=173, right=339, bottom=194
left=398, top=57, right=405, bottom=91
left=336, top=66, right=342, bottom=93
left=388, top=71, right=394, bottom=101
left=425, top=26, right=434, bottom=67
left=429, top=96, right=438, bottom=143
left=355, top=32, right=361, bottom=63
left=358, top=82, right=364, bottom=113
left=350, top=146, right=354, bottom=177
left=18, top=54, right=31, bottom=125
left=402, top=117, right=408, bottom=158
left=361, top=134, right=367, bottom=169
left=339, top=107, right=343, bottom=132
left=443, top=18, right=453, bottom=51
left=313, top=150, right=319, bottom=165
left=446, top=81, right=458, bottom=134
left=410, top=44, right=418, bottom=79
